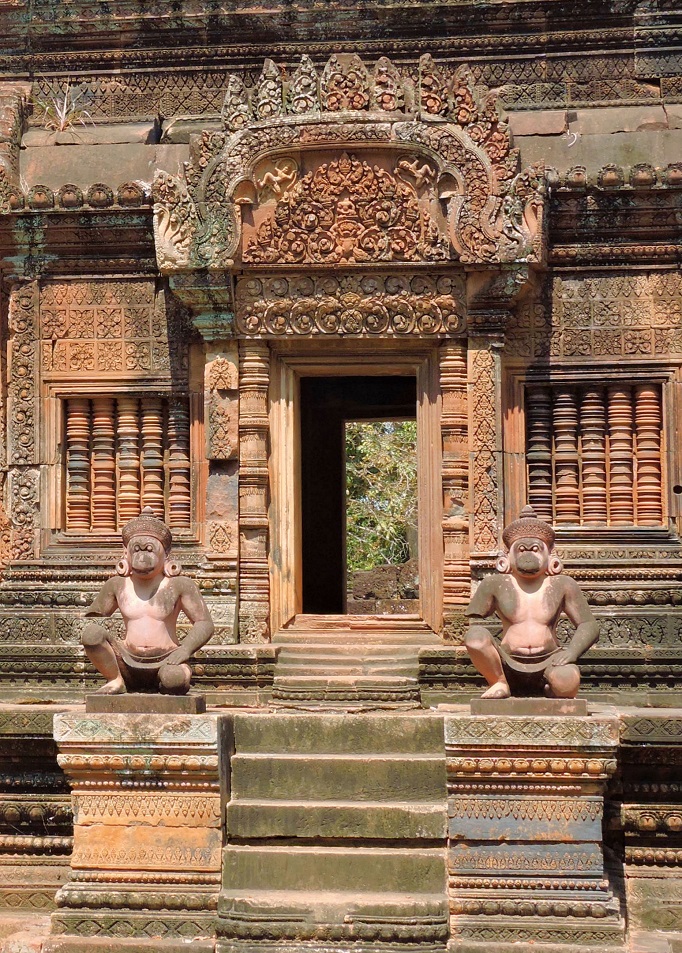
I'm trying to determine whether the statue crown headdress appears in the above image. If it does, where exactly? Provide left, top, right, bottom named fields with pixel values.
left=502, top=504, right=555, bottom=550
left=121, top=506, right=172, bottom=553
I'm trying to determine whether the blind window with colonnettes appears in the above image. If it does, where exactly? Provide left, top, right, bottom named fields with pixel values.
left=525, top=383, right=664, bottom=528
left=64, top=394, right=192, bottom=532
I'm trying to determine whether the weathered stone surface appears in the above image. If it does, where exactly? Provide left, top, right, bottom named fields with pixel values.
left=20, top=143, right=187, bottom=189
left=85, top=693, right=206, bottom=714
left=23, top=123, right=160, bottom=147
left=470, top=696, right=588, bottom=716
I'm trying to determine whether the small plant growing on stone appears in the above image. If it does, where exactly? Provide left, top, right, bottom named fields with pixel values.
left=32, top=80, right=94, bottom=133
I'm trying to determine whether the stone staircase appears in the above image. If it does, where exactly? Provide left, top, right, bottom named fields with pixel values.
left=271, top=616, right=441, bottom=709
left=217, top=711, right=448, bottom=952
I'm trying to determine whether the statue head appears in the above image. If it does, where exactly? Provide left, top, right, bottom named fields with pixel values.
left=116, top=507, right=180, bottom=578
left=497, top=505, right=562, bottom=578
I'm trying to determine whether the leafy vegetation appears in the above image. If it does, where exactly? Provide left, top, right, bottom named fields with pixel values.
left=345, top=420, right=417, bottom=573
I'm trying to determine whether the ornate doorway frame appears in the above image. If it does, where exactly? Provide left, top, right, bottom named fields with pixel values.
left=268, top=341, right=443, bottom=634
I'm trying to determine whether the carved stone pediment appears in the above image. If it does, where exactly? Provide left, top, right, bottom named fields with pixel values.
left=152, top=54, right=545, bottom=275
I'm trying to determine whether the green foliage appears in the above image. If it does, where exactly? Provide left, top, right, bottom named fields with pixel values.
left=32, top=81, right=93, bottom=133
left=345, top=420, right=417, bottom=573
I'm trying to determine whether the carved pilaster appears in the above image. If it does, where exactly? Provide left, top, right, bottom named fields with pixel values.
left=635, top=384, right=663, bottom=526
left=440, top=342, right=469, bottom=606
left=238, top=341, right=270, bottom=642
left=469, top=332, right=503, bottom=557
left=580, top=387, right=607, bottom=525
left=607, top=386, right=634, bottom=525
left=525, top=384, right=553, bottom=523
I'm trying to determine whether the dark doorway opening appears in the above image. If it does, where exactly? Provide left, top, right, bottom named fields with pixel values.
left=300, top=375, right=417, bottom=614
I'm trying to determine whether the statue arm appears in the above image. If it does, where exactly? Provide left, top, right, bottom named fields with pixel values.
left=556, top=578, right=599, bottom=664
left=83, top=578, right=120, bottom=618
left=166, top=579, right=215, bottom=664
left=465, top=577, right=497, bottom=621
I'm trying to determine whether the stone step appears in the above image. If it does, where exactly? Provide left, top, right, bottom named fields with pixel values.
left=275, top=644, right=417, bottom=658
left=274, top=660, right=417, bottom=676
left=227, top=799, right=447, bottom=840
left=272, top=674, right=417, bottom=688
left=222, top=845, right=447, bottom=893
left=217, top=887, right=448, bottom=923
left=274, top=631, right=437, bottom=644
left=230, top=752, right=446, bottom=801
left=232, top=711, right=445, bottom=754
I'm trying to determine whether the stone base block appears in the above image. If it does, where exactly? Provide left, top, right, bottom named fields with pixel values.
left=44, top=937, right=215, bottom=953
left=469, top=697, right=588, bottom=716
left=85, top=693, right=207, bottom=714
left=217, top=889, right=448, bottom=945
left=448, top=913, right=625, bottom=951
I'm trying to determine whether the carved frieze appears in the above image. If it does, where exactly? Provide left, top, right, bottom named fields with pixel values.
left=507, top=272, right=682, bottom=361
left=39, top=279, right=190, bottom=379
left=235, top=274, right=465, bottom=338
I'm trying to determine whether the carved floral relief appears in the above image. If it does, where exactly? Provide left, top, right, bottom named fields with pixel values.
left=235, top=274, right=465, bottom=337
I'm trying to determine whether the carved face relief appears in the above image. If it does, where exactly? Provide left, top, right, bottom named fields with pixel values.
left=509, top=536, right=550, bottom=579
left=127, top=534, right=165, bottom=578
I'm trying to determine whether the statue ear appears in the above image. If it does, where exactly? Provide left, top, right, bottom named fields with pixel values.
left=116, top=555, right=130, bottom=576
left=548, top=554, right=563, bottom=576
left=164, top=558, right=181, bottom=577
left=496, top=554, right=511, bottom=574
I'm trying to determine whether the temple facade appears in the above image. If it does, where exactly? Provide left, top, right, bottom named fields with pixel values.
left=1, top=1, right=682, bottom=951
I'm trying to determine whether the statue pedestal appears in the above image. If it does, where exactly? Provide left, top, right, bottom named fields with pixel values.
left=444, top=709, right=625, bottom=951
left=44, top=711, right=230, bottom=952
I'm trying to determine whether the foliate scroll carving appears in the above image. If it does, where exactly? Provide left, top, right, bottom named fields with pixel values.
left=0, top=82, right=31, bottom=213
left=235, top=274, right=465, bottom=338
left=255, top=59, right=283, bottom=120
left=8, top=282, right=38, bottom=468
left=243, top=152, right=447, bottom=265
left=469, top=340, right=501, bottom=554
left=321, top=54, right=371, bottom=112
left=152, top=53, right=545, bottom=274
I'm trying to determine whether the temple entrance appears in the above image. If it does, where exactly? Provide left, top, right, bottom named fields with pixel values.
left=299, top=376, right=417, bottom=614
left=268, top=345, right=443, bottom=634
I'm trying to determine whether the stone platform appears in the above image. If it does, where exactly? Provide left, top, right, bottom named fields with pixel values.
left=3, top=703, right=681, bottom=952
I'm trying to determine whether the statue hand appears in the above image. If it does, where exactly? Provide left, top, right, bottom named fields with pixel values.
left=548, top=648, right=577, bottom=667
left=162, top=646, right=190, bottom=666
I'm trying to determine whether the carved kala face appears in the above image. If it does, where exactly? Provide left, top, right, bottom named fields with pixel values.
left=509, top=537, right=549, bottom=579
left=127, top=535, right=165, bottom=578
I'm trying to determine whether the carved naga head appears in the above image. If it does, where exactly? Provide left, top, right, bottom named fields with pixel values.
left=496, top=505, right=562, bottom=578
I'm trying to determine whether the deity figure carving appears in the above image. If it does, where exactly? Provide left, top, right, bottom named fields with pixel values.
left=82, top=507, right=214, bottom=695
left=465, top=506, right=599, bottom=699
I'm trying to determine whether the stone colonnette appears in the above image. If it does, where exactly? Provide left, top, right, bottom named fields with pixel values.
left=44, top=711, right=229, bottom=953
left=445, top=707, right=624, bottom=952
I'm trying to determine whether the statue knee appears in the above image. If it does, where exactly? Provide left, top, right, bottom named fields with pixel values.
left=82, top=622, right=107, bottom=648
left=546, top=663, right=580, bottom=699
left=159, top=662, right=191, bottom=695
left=465, top=625, right=493, bottom=653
